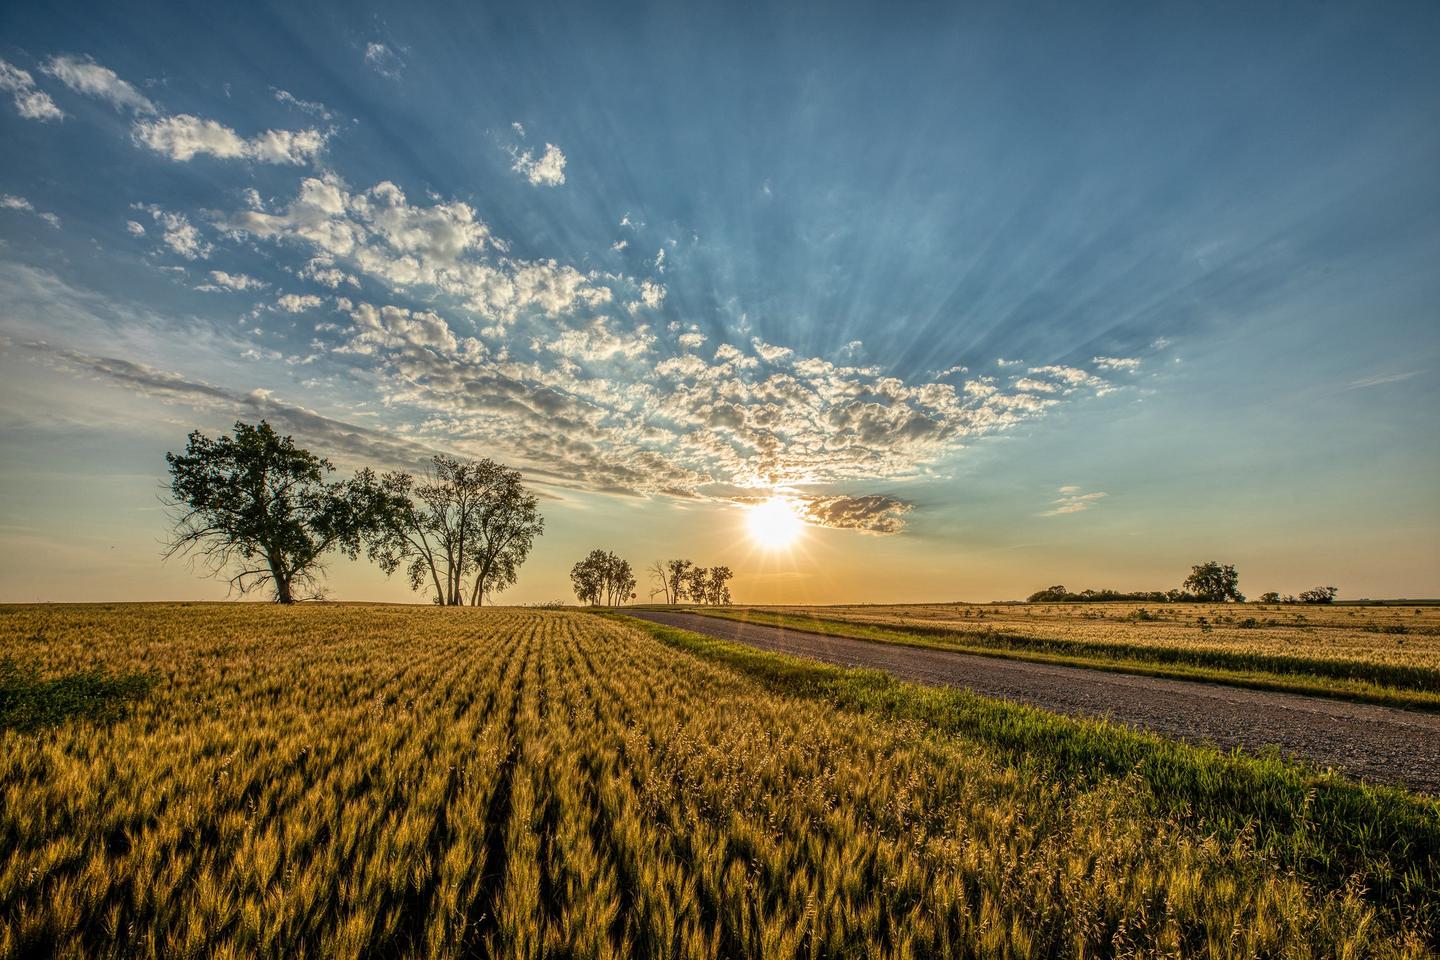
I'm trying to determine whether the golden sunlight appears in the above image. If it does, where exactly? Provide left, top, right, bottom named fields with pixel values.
left=746, top=497, right=805, bottom=549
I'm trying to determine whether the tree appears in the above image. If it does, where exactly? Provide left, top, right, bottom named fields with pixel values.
left=1258, top=592, right=1281, bottom=604
left=607, top=557, right=636, bottom=606
left=570, top=550, right=634, bottom=606
left=164, top=421, right=390, bottom=603
left=706, top=566, right=734, bottom=605
left=570, top=551, right=607, bottom=605
left=648, top=560, right=672, bottom=603
left=1298, top=586, right=1338, bottom=604
left=685, top=566, right=710, bottom=604
left=665, top=559, right=693, bottom=605
left=370, top=455, right=543, bottom=605
left=1182, top=562, right=1244, bottom=603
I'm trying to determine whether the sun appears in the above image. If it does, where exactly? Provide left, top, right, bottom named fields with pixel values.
left=746, top=497, right=805, bottom=549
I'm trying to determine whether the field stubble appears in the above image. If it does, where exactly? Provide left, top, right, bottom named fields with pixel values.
left=1, top=604, right=1436, bottom=958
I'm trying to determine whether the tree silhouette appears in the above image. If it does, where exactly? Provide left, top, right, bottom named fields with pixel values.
left=164, top=421, right=390, bottom=603
left=369, top=456, right=543, bottom=605
left=1183, top=562, right=1244, bottom=603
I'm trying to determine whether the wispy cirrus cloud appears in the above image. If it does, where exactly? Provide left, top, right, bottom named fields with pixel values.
left=134, top=114, right=328, bottom=165
left=1, top=194, right=61, bottom=228
left=1040, top=486, right=1107, bottom=517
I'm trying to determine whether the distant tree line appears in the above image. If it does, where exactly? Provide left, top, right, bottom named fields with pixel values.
left=1028, top=562, right=1339, bottom=605
left=1257, top=587, right=1339, bottom=605
left=648, top=559, right=734, bottom=605
left=164, top=420, right=542, bottom=604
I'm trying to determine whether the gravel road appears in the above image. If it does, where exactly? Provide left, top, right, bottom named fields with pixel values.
left=625, top=609, right=1440, bottom=794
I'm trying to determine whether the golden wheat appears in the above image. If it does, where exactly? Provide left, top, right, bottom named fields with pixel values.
left=0, top=604, right=1431, bottom=958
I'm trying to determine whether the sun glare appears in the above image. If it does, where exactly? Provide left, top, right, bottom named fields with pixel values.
left=747, top=497, right=805, bottom=549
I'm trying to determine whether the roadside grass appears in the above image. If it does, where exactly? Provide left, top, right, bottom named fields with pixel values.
left=0, top=656, right=154, bottom=732
left=668, top=606, right=1440, bottom=710
left=617, top=614, right=1440, bottom=942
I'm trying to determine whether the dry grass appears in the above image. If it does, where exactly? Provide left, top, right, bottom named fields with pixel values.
left=1, top=603, right=1435, bottom=958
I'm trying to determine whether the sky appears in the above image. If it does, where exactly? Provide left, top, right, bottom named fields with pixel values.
left=1, top=0, right=1437, bottom=604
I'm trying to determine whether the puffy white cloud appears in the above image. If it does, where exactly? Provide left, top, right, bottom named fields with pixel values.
left=340, top=302, right=459, bottom=355
left=0, top=58, right=64, bottom=121
left=750, top=338, right=792, bottom=363
left=125, top=220, right=146, bottom=236
left=677, top=331, right=706, bottom=350
left=638, top=280, right=665, bottom=309
left=142, top=208, right=212, bottom=259
left=1093, top=356, right=1141, bottom=371
left=134, top=114, right=327, bottom=164
left=41, top=55, right=155, bottom=114
left=511, top=143, right=566, bottom=186
left=276, top=293, right=323, bottom=312
left=199, top=270, right=267, bottom=292
left=540, top=319, right=654, bottom=363
left=226, top=175, right=615, bottom=329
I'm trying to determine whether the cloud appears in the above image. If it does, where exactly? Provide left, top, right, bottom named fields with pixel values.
left=134, top=114, right=327, bottom=164
left=1093, top=356, right=1141, bottom=371
left=225, top=175, right=614, bottom=330
left=1345, top=370, right=1421, bottom=390
left=0, top=58, right=64, bottom=121
left=677, top=331, right=706, bottom=350
left=511, top=142, right=567, bottom=187
left=340, top=302, right=459, bottom=355
left=273, top=88, right=333, bottom=122
left=16, top=340, right=442, bottom=472
left=140, top=207, right=212, bottom=259
left=198, top=270, right=266, bottom=292
left=364, top=43, right=404, bottom=79
left=276, top=293, right=323, bottom=312
left=798, top=494, right=912, bottom=534
left=41, top=55, right=155, bottom=114
left=125, top=220, right=146, bottom=236
left=638, top=280, right=665, bottom=309
left=1, top=194, right=61, bottom=228
left=1040, top=487, right=1106, bottom=517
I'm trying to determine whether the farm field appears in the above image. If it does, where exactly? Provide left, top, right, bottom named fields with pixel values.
left=680, top=602, right=1440, bottom=708
left=3, top=604, right=1439, bottom=958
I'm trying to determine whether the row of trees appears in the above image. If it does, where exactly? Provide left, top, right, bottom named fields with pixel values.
left=570, top=550, right=637, bottom=606
left=165, top=421, right=542, bottom=604
left=1027, top=563, right=1340, bottom=604
left=1258, top=587, right=1339, bottom=605
left=648, top=559, right=734, bottom=605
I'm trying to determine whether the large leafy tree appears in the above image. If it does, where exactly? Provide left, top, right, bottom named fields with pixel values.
left=370, top=456, right=543, bottom=605
left=570, top=550, right=635, bottom=606
left=1183, top=561, right=1245, bottom=603
left=164, top=421, right=390, bottom=603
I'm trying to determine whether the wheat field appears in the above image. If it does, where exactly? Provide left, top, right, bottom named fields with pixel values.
left=1, top=604, right=1435, bottom=958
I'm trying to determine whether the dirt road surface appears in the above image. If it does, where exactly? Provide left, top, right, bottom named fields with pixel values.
left=625, top=609, right=1440, bottom=794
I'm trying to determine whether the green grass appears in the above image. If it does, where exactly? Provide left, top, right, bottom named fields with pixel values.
left=618, top=614, right=1440, bottom=942
left=0, top=656, right=154, bottom=732
left=670, top=606, right=1440, bottom=710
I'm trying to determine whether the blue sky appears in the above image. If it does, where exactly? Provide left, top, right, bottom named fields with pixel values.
left=1, top=0, right=1437, bottom=602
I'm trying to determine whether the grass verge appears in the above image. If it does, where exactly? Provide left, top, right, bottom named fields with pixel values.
left=671, top=606, right=1440, bottom=710
left=615, top=614, right=1440, bottom=943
